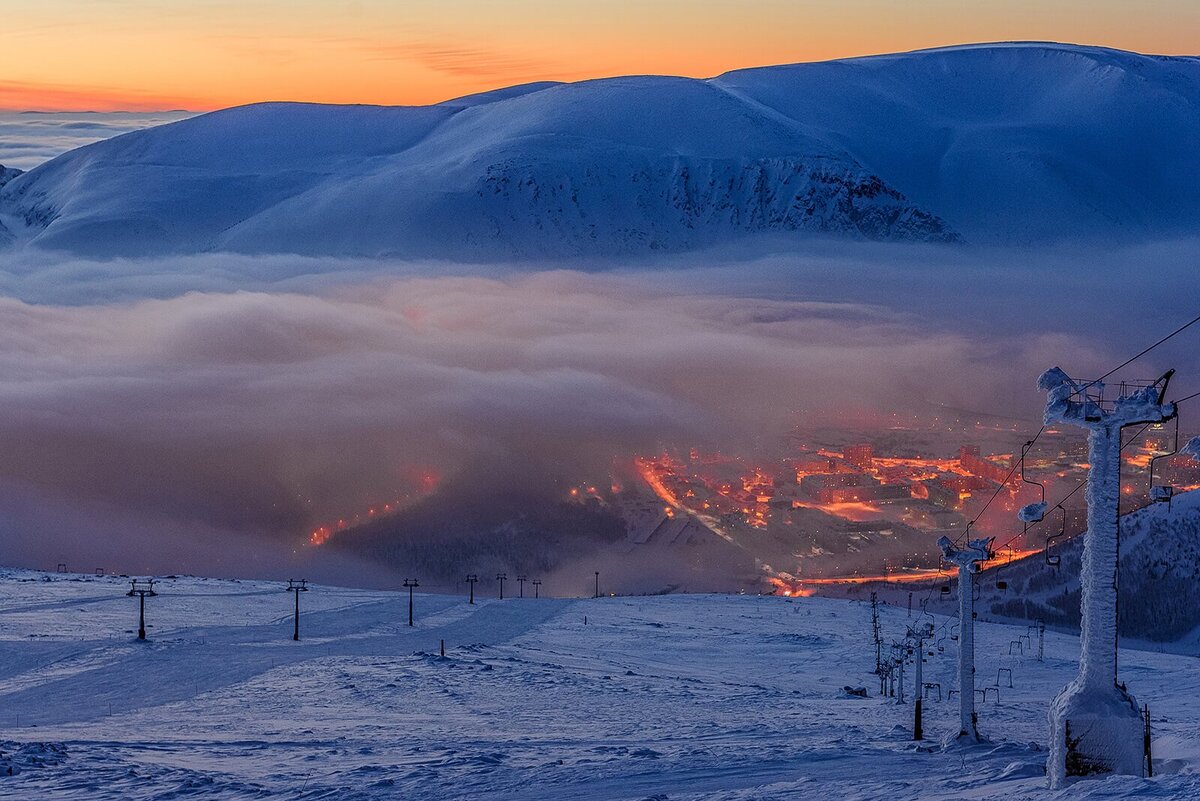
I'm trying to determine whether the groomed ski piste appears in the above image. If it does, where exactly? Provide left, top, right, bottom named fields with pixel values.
left=1, top=568, right=1197, bottom=800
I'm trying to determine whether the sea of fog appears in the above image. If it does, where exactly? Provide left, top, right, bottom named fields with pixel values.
left=0, top=118, right=1197, bottom=586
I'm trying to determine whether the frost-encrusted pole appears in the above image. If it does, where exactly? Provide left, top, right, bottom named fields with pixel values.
left=939, top=535, right=991, bottom=741
left=1036, top=367, right=1175, bottom=787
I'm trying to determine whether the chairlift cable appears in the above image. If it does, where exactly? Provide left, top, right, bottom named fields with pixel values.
left=1087, top=312, right=1200, bottom=388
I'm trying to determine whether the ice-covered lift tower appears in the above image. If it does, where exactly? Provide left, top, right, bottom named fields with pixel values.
left=1037, top=367, right=1176, bottom=786
left=938, top=535, right=992, bottom=741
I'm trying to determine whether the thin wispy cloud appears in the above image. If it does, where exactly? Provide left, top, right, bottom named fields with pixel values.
left=363, top=41, right=565, bottom=80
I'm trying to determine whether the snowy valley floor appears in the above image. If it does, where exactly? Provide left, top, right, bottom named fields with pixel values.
left=0, top=570, right=1197, bottom=800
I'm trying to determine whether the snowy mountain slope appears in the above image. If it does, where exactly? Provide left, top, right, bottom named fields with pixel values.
left=717, top=43, right=1200, bottom=244
left=979, top=488, right=1200, bottom=645
left=852, top=489, right=1200, bottom=647
left=5, top=42, right=1196, bottom=259
left=2, top=569, right=1199, bottom=799
left=0, top=166, right=17, bottom=246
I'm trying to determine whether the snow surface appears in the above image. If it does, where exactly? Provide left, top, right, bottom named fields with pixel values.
left=2, top=43, right=1198, bottom=259
left=1, top=569, right=1198, bottom=799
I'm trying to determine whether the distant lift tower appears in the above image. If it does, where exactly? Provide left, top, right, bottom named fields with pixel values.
left=1037, top=367, right=1175, bottom=786
left=938, top=535, right=992, bottom=741
left=286, top=579, right=308, bottom=641
left=127, top=578, right=157, bottom=641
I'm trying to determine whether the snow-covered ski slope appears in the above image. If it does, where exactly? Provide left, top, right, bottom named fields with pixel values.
left=2, top=42, right=1198, bottom=259
left=1, top=569, right=1197, bottom=799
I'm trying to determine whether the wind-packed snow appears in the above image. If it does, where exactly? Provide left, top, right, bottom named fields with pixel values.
left=2, top=43, right=1199, bottom=259
left=2, top=569, right=1198, bottom=799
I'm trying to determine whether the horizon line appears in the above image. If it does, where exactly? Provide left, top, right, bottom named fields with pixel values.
left=2, top=39, right=1195, bottom=115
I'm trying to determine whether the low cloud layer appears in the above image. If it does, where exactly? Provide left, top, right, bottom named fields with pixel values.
left=0, top=112, right=193, bottom=171
left=0, top=242, right=1195, bottom=583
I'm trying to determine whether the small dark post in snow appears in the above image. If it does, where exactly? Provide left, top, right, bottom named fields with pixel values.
left=286, top=579, right=308, bottom=641
left=517, top=575, right=527, bottom=598
left=594, top=571, right=600, bottom=599
left=127, top=578, right=157, bottom=641
left=869, top=592, right=883, bottom=678
left=533, top=579, right=542, bottom=599
left=907, top=622, right=933, bottom=740
left=440, top=639, right=445, bottom=657
left=907, top=592, right=912, bottom=617
left=404, top=578, right=419, bottom=626
left=466, top=574, right=478, bottom=604
left=891, top=642, right=905, bottom=704
left=496, top=572, right=507, bottom=600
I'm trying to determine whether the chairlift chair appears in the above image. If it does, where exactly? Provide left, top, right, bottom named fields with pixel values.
left=1148, top=414, right=1180, bottom=510
left=1019, top=440, right=1046, bottom=523
left=1008, top=441, right=1047, bottom=583
left=994, top=546, right=1015, bottom=592
left=1045, top=505, right=1067, bottom=568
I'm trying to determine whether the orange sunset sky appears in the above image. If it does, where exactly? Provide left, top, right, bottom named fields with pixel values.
left=2, top=1, right=1197, bottom=111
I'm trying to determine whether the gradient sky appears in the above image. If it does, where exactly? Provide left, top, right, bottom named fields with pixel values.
left=1, top=1, right=1197, bottom=110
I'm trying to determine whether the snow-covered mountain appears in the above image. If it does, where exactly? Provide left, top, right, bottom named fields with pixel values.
left=981, top=488, right=1200, bottom=647
left=1, top=42, right=1198, bottom=259
left=855, top=490, right=1200, bottom=647
left=0, top=164, right=19, bottom=190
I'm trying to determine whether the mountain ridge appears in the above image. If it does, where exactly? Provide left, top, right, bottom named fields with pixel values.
left=1, top=42, right=1197, bottom=259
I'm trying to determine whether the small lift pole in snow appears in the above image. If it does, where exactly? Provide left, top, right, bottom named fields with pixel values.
left=1036, top=367, right=1176, bottom=786
left=496, top=573, right=507, bottom=600
left=404, top=578, right=419, bottom=626
left=594, top=571, right=600, bottom=599
left=532, top=579, right=542, bottom=599
left=907, top=622, right=933, bottom=740
left=869, top=592, right=882, bottom=677
left=466, top=574, right=478, bottom=604
left=127, top=579, right=157, bottom=641
left=517, top=575, right=527, bottom=598
left=286, top=579, right=308, bottom=641
left=938, top=535, right=992, bottom=742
